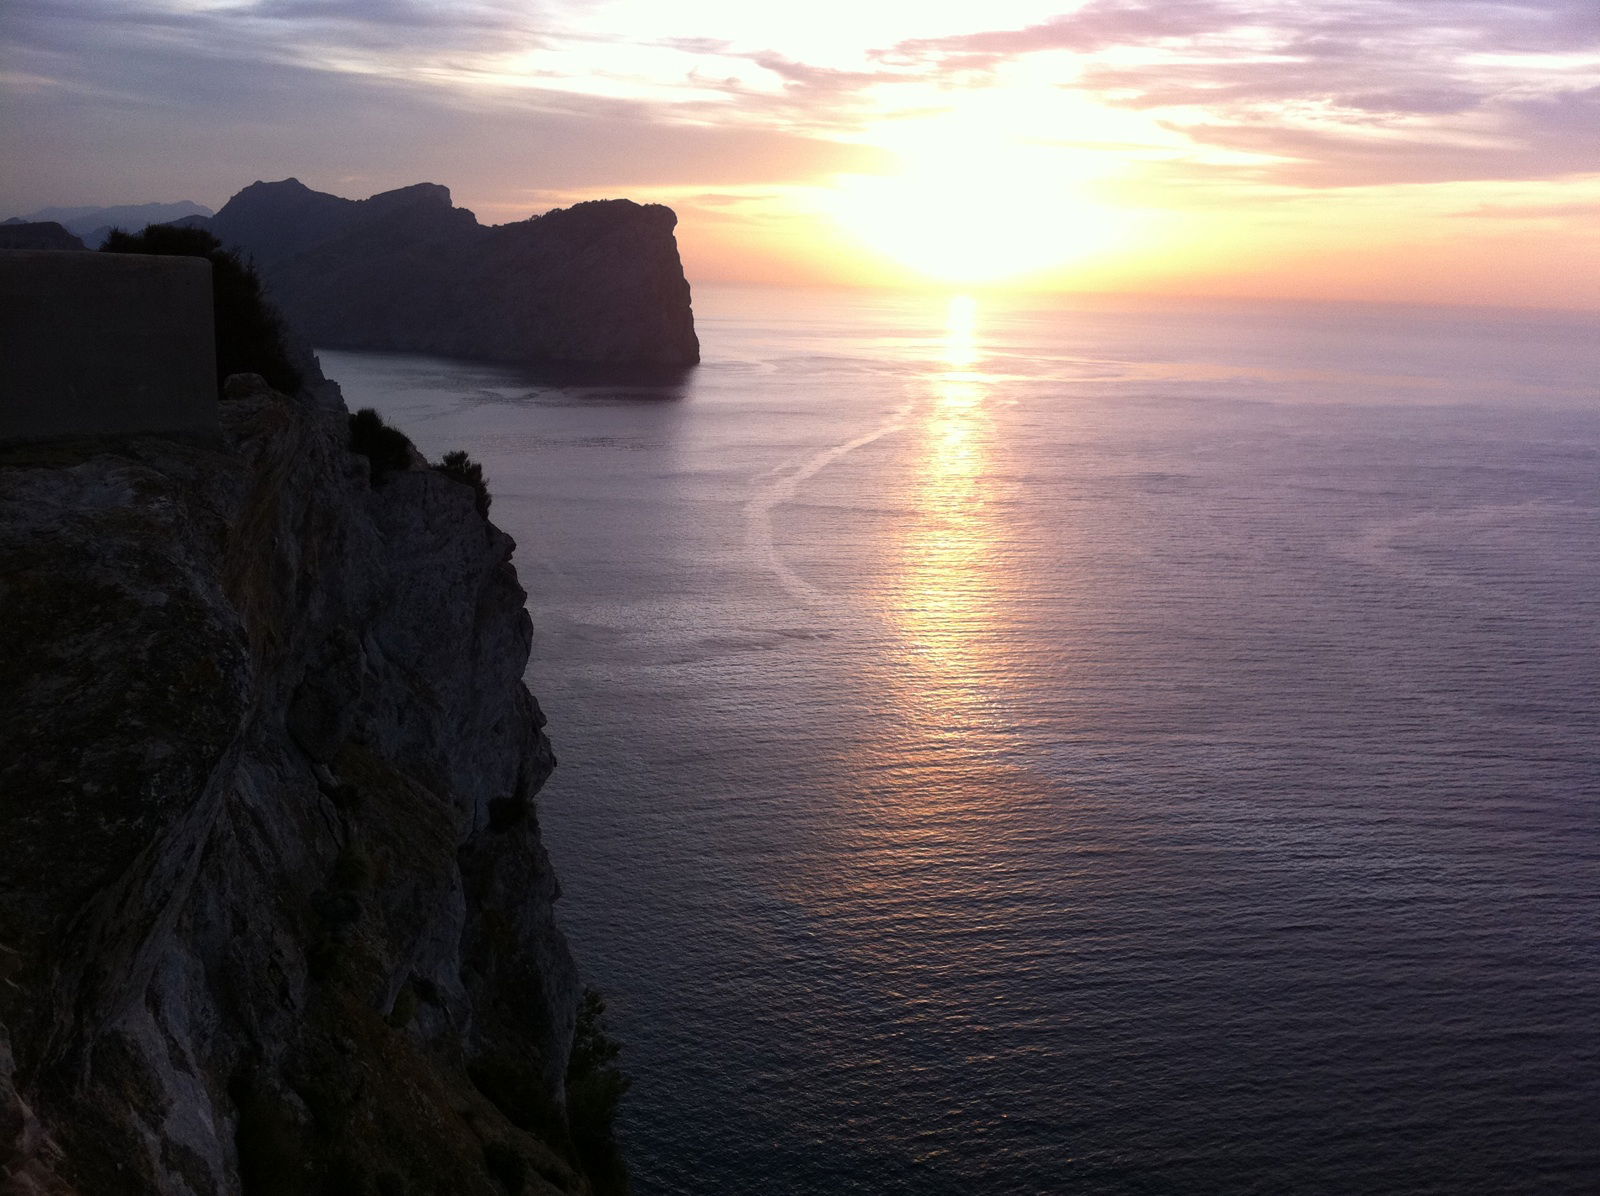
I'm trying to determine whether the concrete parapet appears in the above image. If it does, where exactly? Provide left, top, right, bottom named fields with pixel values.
left=0, top=249, right=218, bottom=444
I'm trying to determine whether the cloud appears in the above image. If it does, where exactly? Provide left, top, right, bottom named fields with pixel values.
left=3, top=0, right=1598, bottom=216
left=1458, top=200, right=1600, bottom=220
left=1156, top=80, right=1600, bottom=188
left=0, top=0, right=888, bottom=212
left=248, top=0, right=529, bottom=37
left=5, top=0, right=872, bottom=276
left=1077, top=59, right=1495, bottom=116
left=887, top=1, right=1600, bottom=66
left=881, top=0, right=1237, bottom=69
left=1339, top=90, right=1485, bottom=117
left=877, top=2, right=1600, bottom=188
left=650, top=47, right=914, bottom=137
left=6, top=0, right=539, bottom=62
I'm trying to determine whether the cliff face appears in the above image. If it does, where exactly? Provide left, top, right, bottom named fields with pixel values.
left=0, top=375, right=589, bottom=1194
left=199, top=180, right=699, bottom=370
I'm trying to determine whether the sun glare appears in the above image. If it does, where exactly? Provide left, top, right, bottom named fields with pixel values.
left=828, top=117, right=1135, bottom=284
left=944, top=294, right=978, bottom=367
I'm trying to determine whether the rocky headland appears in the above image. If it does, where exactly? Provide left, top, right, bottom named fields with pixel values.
left=189, top=180, right=699, bottom=371
left=0, top=362, right=611, bottom=1193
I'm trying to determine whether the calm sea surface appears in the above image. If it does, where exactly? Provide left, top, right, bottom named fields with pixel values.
left=322, top=286, right=1600, bottom=1195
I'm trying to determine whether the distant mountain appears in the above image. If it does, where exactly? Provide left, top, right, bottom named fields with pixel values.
left=191, top=179, right=698, bottom=370
left=0, top=221, right=86, bottom=251
left=6, top=201, right=213, bottom=247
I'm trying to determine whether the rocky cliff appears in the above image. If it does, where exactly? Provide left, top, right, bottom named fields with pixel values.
left=0, top=370, right=602, bottom=1194
left=195, top=180, right=699, bottom=371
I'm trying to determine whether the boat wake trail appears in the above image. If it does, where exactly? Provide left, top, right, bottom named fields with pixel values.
left=745, top=402, right=911, bottom=602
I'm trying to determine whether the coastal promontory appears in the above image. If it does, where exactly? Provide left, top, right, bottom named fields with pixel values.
left=190, top=179, right=700, bottom=370
left=0, top=262, right=616, bottom=1189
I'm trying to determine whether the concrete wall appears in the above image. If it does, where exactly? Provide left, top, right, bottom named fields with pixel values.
left=0, top=249, right=217, bottom=444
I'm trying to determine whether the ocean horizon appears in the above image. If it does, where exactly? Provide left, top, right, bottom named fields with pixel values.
left=323, top=283, right=1600, bottom=1195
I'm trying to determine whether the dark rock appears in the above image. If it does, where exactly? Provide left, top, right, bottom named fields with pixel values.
left=8, top=201, right=213, bottom=247
left=0, top=222, right=85, bottom=251
left=0, top=378, right=585, bottom=1193
left=197, top=179, right=699, bottom=369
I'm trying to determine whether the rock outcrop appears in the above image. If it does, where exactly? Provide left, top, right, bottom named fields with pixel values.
left=0, top=370, right=594, bottom=1193
left=194, top=180, right=699, bottom=370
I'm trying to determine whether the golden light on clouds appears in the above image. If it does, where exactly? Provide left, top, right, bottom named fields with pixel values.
left=5, top=0, right=1599, bottom=307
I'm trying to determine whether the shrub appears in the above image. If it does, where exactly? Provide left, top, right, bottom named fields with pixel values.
left=348, top=408, right=414, bottom=484
left=566, top=988, right=631, bottom=1194
left=101, top=224, right=303, bottom=395
left=437, top=449, right=492, bottom=518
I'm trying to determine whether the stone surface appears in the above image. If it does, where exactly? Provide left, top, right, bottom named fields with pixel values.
left=0, top=374, right=586, bottom=1193
left=0, top=250, right=218, bottom=445
left=194, top=179, right=699, bottom=370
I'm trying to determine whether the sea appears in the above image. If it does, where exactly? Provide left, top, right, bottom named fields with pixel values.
left=321, top=285, right=1600, bottom=1195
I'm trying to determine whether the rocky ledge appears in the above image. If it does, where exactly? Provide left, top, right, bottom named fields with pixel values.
left=0, top=373, right=603, bottom=1194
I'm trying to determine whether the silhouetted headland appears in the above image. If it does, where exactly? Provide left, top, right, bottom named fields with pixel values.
left=186, top=178, right=700, bottom=374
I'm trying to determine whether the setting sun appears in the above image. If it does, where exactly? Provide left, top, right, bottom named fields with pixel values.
left=826, top=118, right=1135, bottom=283
left=5, top=2, right=1599, bottom=1193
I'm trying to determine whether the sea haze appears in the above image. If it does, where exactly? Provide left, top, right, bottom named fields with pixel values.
left=321, top=286, right=1600, bottom=1195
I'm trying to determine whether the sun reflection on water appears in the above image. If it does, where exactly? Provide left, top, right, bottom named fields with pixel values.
left=773, top=295, right=1053, bottom=956
left=894, top=295, right=1001, bottom=707
left=944, top=294, right=978, bottom=368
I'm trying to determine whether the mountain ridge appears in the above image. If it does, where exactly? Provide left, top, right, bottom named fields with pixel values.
left=4, top=201, right=213, bottom=248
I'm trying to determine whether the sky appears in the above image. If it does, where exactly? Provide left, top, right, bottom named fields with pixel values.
left=3, top=0, right=1599, bottom=306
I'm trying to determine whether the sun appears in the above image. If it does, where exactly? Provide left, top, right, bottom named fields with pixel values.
left=826, top=118, right=1134, bottom=284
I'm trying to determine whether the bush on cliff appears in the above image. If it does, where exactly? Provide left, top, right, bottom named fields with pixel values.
left=436, top=450, right=491, bottom=518
left=100, top=224, right=303, bottom=395
left=566, top=987, right=631, bottom=1195
left=348, top=409, right=414, bottom=484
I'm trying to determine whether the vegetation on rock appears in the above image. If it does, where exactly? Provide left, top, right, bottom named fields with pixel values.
left=348, top=408, right=414, bottom=484
left=566, top=987, right=632, bottom=1195
left=438, top=449, right=492, bottom=517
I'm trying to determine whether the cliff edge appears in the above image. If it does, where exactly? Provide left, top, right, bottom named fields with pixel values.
left=196, top=180, right=699, bottom=370
left=0, top=372, right=602, bottom=1193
